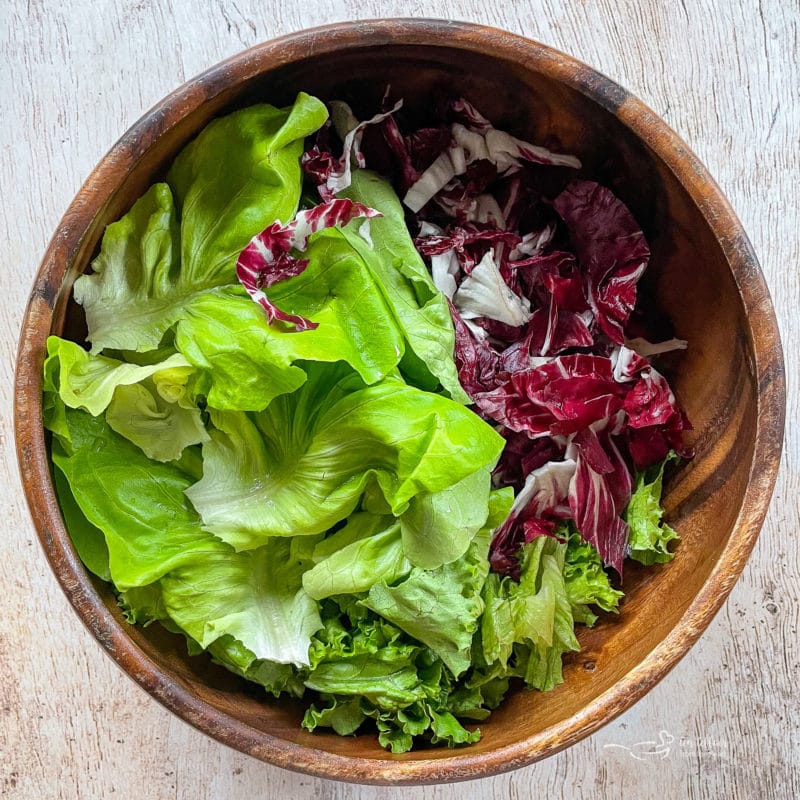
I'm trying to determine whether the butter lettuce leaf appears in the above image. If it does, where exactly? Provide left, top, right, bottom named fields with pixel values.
left=49, top=403, right=320, bottom=666
left=73, top=182, right=181, bottom=353
left=52, top=462, right=111, bottom=582
left=171, top=195, right=461, bottom=411
left=118, top=583, right=167, bottom=626
left=340, top=170, right=469, bottom=403
left=168, top=93, right=327, bottom=287
left=302, top=516, right=410, bottom=601
left=172, top=220, right=411, bottom=411
left=49, top=407, right=217, bottom=590
left=161, top=537, right=322, bottom=666
left=399, top=468, right=492, bottom=570
left=75, top=95, right=328, bottom=353
left=185, top=363, right=503, bottom=550
left=106, top=378, right=209, bottom=462
left=44, top=336, right=206, bottom=462
left=44, top=335, right=192, bottom=417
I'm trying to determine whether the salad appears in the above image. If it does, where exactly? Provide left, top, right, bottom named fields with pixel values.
left=43, top=91, right=691, bottom=753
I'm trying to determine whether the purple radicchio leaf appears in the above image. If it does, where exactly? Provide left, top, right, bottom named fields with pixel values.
left=553, top=180, right=650, bottom=344
left=622, top=366, right=694, bottom=469
left=473, top=354, right=629, bottom=437
left=489, top=458, right=575, bottom=578
left=302, top=101, right=403, bottom=201
left=448, top=299, right=505, bottom=397
left=492, top=429, right=563, bottom=493
left=415, top=223, right=520, bottom=276
left=567, top=425, right=632, bottom=575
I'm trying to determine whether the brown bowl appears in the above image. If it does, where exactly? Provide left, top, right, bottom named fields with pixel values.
left=14, top=19, right=785, bottom=785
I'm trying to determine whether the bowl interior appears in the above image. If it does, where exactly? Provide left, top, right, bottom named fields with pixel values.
left=37, top=29, right=763, bottom=777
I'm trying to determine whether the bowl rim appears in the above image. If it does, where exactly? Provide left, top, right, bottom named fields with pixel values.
left=14, top=18, right=786, bottom=785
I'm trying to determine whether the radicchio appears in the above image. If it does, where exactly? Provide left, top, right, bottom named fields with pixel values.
left=489, top=459, right=576, bottom=578
left=301, top=101, right=403, bottom=201
left=553, top=180, right=650, bottom=344
left=567, top=426, right=633, bottom=575
left=453, top=249, right=533, bottom=327
left=236, top=199, right=381, bottom=330
left=448, top=301, right=503, bottom=396
left=474, top=355, right=629, bottom=437
left=402, top=97, right=581, bottom=214
left=492, top=431, right=562, bottom=493
left=623, top=367, right=693, bottom=469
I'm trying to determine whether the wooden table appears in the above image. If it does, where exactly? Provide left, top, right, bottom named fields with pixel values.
left=2, top=1, right=797, bottom=797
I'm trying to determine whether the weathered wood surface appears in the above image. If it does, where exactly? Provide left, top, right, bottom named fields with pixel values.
left=1, top=1, right=797, bottom=797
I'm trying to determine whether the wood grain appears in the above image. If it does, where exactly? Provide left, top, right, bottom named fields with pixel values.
left=2, top=1, right=798, bottom=798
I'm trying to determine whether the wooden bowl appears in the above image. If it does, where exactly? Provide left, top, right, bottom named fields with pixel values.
left=14, top=19, right=785, bottom=785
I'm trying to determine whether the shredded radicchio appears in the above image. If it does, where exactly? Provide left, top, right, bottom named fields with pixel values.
left=291, top=94, right=692, bottom=578
left=359, top=96, right=689, bottom=577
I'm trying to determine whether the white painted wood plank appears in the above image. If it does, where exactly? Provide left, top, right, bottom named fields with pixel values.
left=1, top=1, right=797, bottom=797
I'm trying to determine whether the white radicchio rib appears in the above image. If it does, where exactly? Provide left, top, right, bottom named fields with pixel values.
left=453, top=248, right=533, bottom=327
left=403, top=98, right=581, bottom=213
left=325, top=99, right=403, bottom=197
left=509, top=223, right=556, bottom=259
left=511, top=458, right=577, bottom=518
left=403, top=149, right=461, bottom=212
left=484, top=128, right=582, bottom=172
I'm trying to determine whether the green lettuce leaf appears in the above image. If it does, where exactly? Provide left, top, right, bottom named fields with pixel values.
left=303, top=696, right=366, bottom=736
left=563, top=528, right=623, bottom=626
left=160, top=536, right=322, bottom=666
left=172, top=170, right=465, bottom=412
left=301, top=600, right=484, bottom=751
left=168, top=93, right=328, bottom=287
left=625, top=452, right=681, bottom=565
left=305, top=654, right=424, bottom=709
left=106, top=377, right=209, bottom=462
left=185, top=363, right=503, bottom=550
left=363, top=528, right=490, bottom=678
left=171, top=218, right=413, bottom=409
left=52, top=463, right=111, bottom=581
left=44, top=336, right=192, bottom=417
left=218, top=644, right=305, bottom=698
left=480, top=535, right=580, bottom=692
left=305, top=611, right=424, bottom=709
left=118, top=583, right=167, bottom=626
left=301, top=515, right=411, bottom=601
left=51, top=402, right=321, bottom=665
left=74, top=95, right=328, bottom=353
left=43, top=338, right=71, bottom=442
left=399, top=468, right=492, bottom=570
left=362, top=488, right=512, bottom=678
left=340, top=169, right=469, bottom=403
left=45, top=335, right=207, bottom=461
left=49, top=405, right=218, bottom=590
left=73, top=183, right=180, bottom=353
left=517, top=539, right=581, bottom=692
